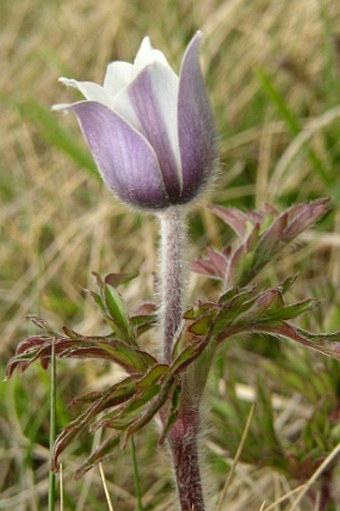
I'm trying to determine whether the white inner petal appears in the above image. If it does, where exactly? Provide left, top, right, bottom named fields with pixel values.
left=112, top=88, right=143, bottom=133
left=103, top=61, right=134, bottom=97
left=146, top=63, right=181, bottom=178
left=134, top=37, right=173, bottom=73
left=51, top=102, right=71, bottom=112
left=59, top=78, right=114, bottom=109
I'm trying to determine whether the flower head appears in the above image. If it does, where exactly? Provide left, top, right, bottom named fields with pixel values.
left=54, top=32, right=217, bottom=210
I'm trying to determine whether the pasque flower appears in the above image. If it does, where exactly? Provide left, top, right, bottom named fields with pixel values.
left=54, top=32, right=217, bottom=210
left=53, top=32, right=218, bottom=510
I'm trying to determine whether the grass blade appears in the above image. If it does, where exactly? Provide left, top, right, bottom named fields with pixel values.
left=255, top=68, right=330, bottom=185
left=99, top=462, right=115, bottom=511
left=48, top=339, right=57, bottom=511
left=216, top=403, right=256, bottom=510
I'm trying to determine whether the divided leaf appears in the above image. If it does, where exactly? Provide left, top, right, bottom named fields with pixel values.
left=193, top=199, right=330, bottom=288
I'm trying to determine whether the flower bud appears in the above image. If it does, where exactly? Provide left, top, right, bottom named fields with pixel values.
left=53, top=32, right=218, bottom=210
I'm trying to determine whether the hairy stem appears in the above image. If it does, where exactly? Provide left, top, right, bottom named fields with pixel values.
left=158, top=206, right=186, bottom=362
left=168, top=404, right=205, bottom=511
left=158, top=206, right=206, bottom=510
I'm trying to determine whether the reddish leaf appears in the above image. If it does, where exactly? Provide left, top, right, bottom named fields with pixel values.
left=209, top=206, right=250, bottom=238
left=282, top=198, right=330, bottom=242
left=250, top=321, right=340, bottom=359
left=206, top=246, right=228, bottom=278
left=52, top=377, right=137, bottom=470
left=104, top=272, right=138, bottom=287
left=191, top=258, right=221, bottom=278
left=255, top=212, right=288, bottom=262
left=132, top=302, right=157, bottom=315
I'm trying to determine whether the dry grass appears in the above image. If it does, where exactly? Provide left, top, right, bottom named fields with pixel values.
left=1, top=0, right=340, bottom=509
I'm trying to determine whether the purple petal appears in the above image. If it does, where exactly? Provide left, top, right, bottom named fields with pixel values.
left=178, top=32, right=217, bottom=200
left=126, top=64, right=181, bottom=198
left=70, top=101, right=169, bottom=209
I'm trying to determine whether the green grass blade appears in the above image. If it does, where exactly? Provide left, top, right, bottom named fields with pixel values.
left=255, top=67, right=330, bottom=185
left=255, top=68, right=300, bottom=136
left=318, top=0, right=337, bottom=106
left=48, top=339, right=57, bottom=511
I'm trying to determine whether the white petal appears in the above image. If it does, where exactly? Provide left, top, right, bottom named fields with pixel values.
left=134, top=37, right=174, bottom=73
left=59, top=77, right=114, bottom=109
left=51, top=103, right=71, bottom=112
left=140, top=63, right=180, bottom=172
left=111, top=86, right=143, bottom=133
left=103, top=61, right=134, bottom=96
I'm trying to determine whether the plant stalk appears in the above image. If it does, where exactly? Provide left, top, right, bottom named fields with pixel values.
left=158, top=206, right=186, bottom=362
left=167, top=404, right=205, bottom=511
left=158, top=206, right=206, bottom=511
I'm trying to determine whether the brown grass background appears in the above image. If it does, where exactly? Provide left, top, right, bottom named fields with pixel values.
left=1, top=0, right=340, bottom=509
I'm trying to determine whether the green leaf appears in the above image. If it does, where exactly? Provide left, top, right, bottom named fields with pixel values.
left=96, top=340, right=155, bottom=373
left=266, top=298, right=318, bottom=321
left=279, top=274, right=298, bottom=294
left=231, top=289, right=284, bottom=326
left=213, top=287, right=257, bottom=335
left=130, top=312, right=157, bottom=335
left=51, top=376, right=137, bottom=470
left=96, top=382, right=163, bottom=432
left=218, top=287, right=239, bottom=304
left=104, top=284, right=133, bottom=341
left=70, top=380, right=136, bottom=407
left=89, top=291, right=106, bottom=314
left=115, top=384, right=161, bottom=419
left=121, top=379, right=174, bottom=448
left=135, top=364, right=169, bottom=389
left=189, top=310, right=217, bottom=335
left=27, top=315, right=58, bottom=335
left=255, top=68, right=330, bottom=184
left=62, top=326, right=82, bottom=339
left=169, top=336, right=211, bottom=376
